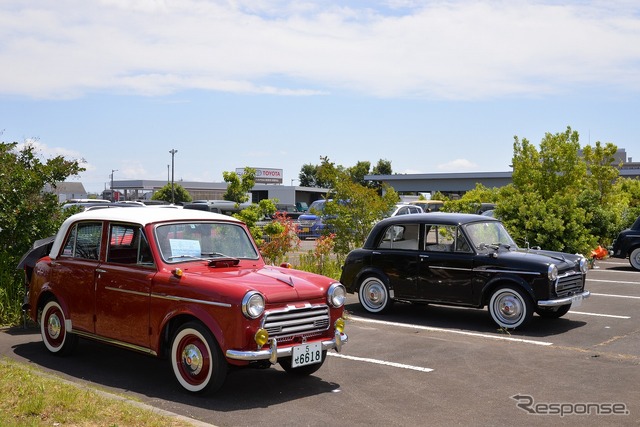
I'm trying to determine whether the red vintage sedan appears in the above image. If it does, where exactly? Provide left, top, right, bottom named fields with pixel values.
left=22, top=207, right=347, bottom=393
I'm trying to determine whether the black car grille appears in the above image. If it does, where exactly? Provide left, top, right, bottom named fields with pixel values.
left=263, top=305, right=330, bottom=339
left=555, top=272, right=584, bottom=298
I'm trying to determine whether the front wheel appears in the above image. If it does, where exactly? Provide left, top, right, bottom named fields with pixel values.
left=358, top=276, right=393, bottom=314
left=488, top=286, right=533, bottom=329
left=280, top=351, right=327, bottom=376
left=40, top=300, right=77, bottom=355
left=170, top=322, right=227, bottom=394
left=536, top=304, right=571, bottom=319
left=629, top=248, right=640, bottom=271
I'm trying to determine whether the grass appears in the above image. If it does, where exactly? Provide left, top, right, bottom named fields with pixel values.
left=0, top=358, right=196, bottom=427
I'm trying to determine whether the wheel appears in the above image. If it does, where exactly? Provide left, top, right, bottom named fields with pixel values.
left=488, top=286, right=533, bottom=329
left=40, top=300, right=77, bottom=355
left=536, top=304, right=571, bottom=319
left=629, top=248, right=640, bottom=271
left=280, top=351, right=327, bottom=376
left=170, top=322, right=227, bottom=394
left=358, top=275, right=393, bottom=314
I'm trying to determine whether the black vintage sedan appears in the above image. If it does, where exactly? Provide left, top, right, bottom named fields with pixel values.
left=340, top=213, right=590, bottom=329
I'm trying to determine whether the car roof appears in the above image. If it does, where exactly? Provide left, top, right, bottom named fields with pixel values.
left=377, top=212, right=500, bottom=226
left=49, top=207, right=242, bottom=260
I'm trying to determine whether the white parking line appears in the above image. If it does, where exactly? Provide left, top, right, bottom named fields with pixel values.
left=569, top=311, right=631, bottom=319
left=588, top=268, right=640, bottom=275
left=327, top=353, right=434, bottom=373
left=588, top=279, right=640, bottom=285
left=590, top=292, right=640, bottom=300
left=349, top=316, right=553, bottom=346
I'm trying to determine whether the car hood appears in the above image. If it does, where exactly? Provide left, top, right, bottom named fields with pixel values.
left=182, top=264, right=333, bottom=304
left=485, top=247, right=583, bottom=273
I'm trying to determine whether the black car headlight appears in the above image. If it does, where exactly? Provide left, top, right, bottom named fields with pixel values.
left=242, top=291, right=265, bottom=319
left=328, top=283, right=346, bottom=308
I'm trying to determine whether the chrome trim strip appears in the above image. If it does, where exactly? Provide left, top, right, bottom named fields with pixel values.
left=152, top=293, right=232, bottom=308
left=537, top=291, right=590, bottom=307
left=226, top=331, right=348, bottom=362
left=472, top=268, right=540, bottom=276
left=103, top=286, right=232, bottom=308
left=71, top=329, right=158, bottom=356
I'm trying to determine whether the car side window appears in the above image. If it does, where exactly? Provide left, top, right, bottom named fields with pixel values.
left=61, top=222, right=102, bottom=260
left=425, top=225, right=454, bottom=252
left=377, top=224, right=419, bottom=250
left=107, top=223, right=154, bottom=266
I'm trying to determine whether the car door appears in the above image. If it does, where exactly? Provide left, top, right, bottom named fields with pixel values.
left=50, top=221, right=103, bottom=334
left=418, top=224, right=475, bottom=304
left=94, top=222, right=156, bottom=349
left=371, top=223, right=420, bottom=298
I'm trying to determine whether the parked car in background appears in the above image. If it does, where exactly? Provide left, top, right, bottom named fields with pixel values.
left=20, top=208, right=347, bottom=394
left=610, top=215, right=640, bottom=270
left=386, top=203, right=424, bottom=217
left=409, top=200, right=444, bottom=212
left=340, top=213, right=589, bottom=329
left=273, top=204, right=304, bottom=220
left=297, top=199, right=332, bottom=240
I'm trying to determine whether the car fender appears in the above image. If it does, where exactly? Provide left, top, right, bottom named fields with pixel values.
left=478, top=273, right=536, bottom=307
left=155, top=303, right=227, bottom=357
left=353, top=266, right=393, bottom=294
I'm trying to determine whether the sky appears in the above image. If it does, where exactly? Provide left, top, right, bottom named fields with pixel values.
left=1, top=0, right=640, bottom=194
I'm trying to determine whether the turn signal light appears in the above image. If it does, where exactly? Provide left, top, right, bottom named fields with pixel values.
left=255, top=328, right=269, bottom=347
left=335, top=317, right=346, bottom=333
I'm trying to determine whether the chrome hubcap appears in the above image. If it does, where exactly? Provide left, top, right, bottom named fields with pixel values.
left=181, top=344, right=203, bottom=376
left=47, top=313, right=61, bottom=339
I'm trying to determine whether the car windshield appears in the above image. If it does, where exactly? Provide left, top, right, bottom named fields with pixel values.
left=463, top=221, right=517, bottom=251
left=155, top=222, right=259, bottom=263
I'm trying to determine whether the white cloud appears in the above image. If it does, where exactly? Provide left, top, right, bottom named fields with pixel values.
left=1, top=0, right=639, bottom=100
left=436, top=159, right=480, bottom=172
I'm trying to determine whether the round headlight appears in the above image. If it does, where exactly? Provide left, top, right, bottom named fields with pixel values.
left=547, top=264, right=558, bottom=281
left=328, top=283, right=346, bottom=308
left=242, top=291, right=265, bottom=319
left=579, top=257, right=589, bottom=274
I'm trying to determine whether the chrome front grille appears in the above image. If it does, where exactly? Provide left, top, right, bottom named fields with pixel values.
left=555, top=271, right=584, bottom=298
left=263, top=305, right=330, bottom=339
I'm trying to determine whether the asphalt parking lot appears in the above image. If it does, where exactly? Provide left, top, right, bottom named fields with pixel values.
left=2, top=258, right=639, bottom=427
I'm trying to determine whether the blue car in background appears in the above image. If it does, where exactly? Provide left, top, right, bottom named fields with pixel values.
left=297, top=199, right=331, bottom=240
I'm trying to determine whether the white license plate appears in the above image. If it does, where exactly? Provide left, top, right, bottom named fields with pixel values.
left=571, top=294, right=583, bottom=308
left=291, top=342, right=322, bottom=368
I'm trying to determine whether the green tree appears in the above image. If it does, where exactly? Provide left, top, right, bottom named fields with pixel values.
left=0, top=141, right=85, bottom=325
left=151, top=183, right=192, bottom=204
left=498, top=127, right=599, bottom=253
left=298, top=163, right=332, bottom=188
left=317, top=157, right=399, bottom=256
left=233, top=199, right=277, bottom=246
left=223, top=167, right=256, bottom=203
left=444, top=184, right=498, bottom=213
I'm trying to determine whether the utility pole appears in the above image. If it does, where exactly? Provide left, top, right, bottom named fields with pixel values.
left=110, top=169, right=118, bottom=201
left=169, top=149, right=178, bottom=204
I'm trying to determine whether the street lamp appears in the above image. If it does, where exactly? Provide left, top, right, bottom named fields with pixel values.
left=169, top=149, right=178, bottom=204
left=110, top=169, right=118, bottom=202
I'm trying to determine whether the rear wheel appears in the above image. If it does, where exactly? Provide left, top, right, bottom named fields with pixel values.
left=536, top=304, right=571, bottom=319
left=170, top=322, right=227, bottom=394
left=40, top=300, right=77, bottom=355
left=358, top=276, right=393, bottom=314
left=630, top=248, right=640, bottom=271
left=488, top=286, right=533, bottom=329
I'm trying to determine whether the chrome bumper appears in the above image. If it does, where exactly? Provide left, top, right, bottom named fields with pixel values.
left=538, top=290, right=590, bottom=308
left=226, top=330, right=348, bottom=364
